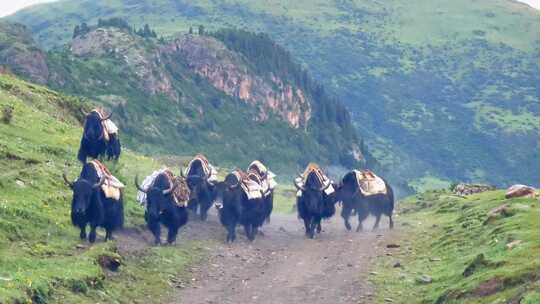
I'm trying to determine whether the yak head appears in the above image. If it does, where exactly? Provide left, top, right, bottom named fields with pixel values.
left=135, top=174, right=179, bottom=218
left=63, top=170, right=105, bottom=215
left=181, top=167, right=212, bottom=201
left=294, top=171, right=330, bottom=211
left=82, top=110, right=112, bottom=142
left=333, top=171, right=359, bottom=202
left=214, top=172, right=243, bottom=210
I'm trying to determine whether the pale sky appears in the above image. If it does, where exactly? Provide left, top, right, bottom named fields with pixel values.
left=0, top=0, right=58, bottom=17
left=0, top=0, right=539, bottom=18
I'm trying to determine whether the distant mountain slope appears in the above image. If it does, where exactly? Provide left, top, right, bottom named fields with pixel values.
left=7, top=0, right=540, bottom=188
left=0, top=20, right=374, bottom=175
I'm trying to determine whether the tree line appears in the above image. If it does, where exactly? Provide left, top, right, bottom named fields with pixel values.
left=211, top=28, right=364, bottom=167
left=72, top=18, right=158, bottom=39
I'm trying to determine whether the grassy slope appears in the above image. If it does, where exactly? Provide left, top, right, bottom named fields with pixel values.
left=0, top=74, right=205, bottom=303
left=7, top=0, right=540, bottom=189
left=373, top=190, right=540, bottom=303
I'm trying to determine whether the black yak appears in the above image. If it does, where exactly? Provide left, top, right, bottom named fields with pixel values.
left=63, top=163, right=124, bottom=243
left=77, top=109, right=121, bottom=163
left=214, top=171, right=268, bottom=242
left=334, top=171, right=394, bottom=231
left=183, top=155, right=217, bottom=221
left=135, top=173, right=188, bottom=245
left=294, top=164, right=336, bottom=239
left=247, top=160, right=277, bottom=225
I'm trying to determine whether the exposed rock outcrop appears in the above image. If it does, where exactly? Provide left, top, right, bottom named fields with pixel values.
left=452, top=183, right=496, bottom=196
left=162, top=35, right=311, bottom=128
left=505, top=184, right=538, bottom=199
left=71, top=28, right=177, bottom=101
left=0, top=22, right=49, bottom=84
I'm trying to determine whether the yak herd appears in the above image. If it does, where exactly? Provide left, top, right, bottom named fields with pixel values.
left=62, top=109, right=394, bottom=245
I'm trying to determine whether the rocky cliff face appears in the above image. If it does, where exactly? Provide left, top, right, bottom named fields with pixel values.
left=0, top=22, right=372, bottom=172
left=0, top=21, right=49, bottom=84
left=161, top=35, right=311, bottom=128
left=71, top=28, right=177, bottom=101
left=69, top=30, right=312, bottom=128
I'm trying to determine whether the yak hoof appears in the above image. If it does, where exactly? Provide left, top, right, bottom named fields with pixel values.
left=345, top=222, right=352, bottom=231
left=80, top=231, right=87, bottom=240
left=88, top=232, right=97, bottom=243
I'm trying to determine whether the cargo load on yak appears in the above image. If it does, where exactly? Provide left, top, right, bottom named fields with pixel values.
left=353, top=170, right=387, bottom=196
left=184, top=154, right=217, bottom=182
left=91, top=108, right=119, bottom=142
left=230, top=170, right=266, bottom=200
left=89, top=160, right=125, bottom=200
left=295, top=163, right=334, bottom=197
left=247, top=160, right=277, bottom=196
left=136, top=168, right=190, bottom=207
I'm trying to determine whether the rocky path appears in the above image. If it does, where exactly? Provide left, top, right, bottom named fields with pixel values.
left=167, top=210, right=399, bottom=304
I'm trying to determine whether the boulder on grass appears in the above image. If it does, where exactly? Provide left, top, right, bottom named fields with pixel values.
left=453, top=183, right=495, bottom=196
left=505, top=185, right=538, bottom=199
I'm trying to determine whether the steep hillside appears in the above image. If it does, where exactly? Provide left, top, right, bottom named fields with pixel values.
left=373, top=190, right=540, bottom=303
left=0, top=74, right=203, bottom=303
left=8, top=0, right=540, bottom=188
left=0, top=19, right=375, bottom=175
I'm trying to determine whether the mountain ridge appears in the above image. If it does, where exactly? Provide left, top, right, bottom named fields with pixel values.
left=6, top=0, right=540, bottom=189
left=0, top=19, right=378, bottom=179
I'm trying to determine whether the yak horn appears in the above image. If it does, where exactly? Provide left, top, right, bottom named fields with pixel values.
left=294, top=181, right=305, bottom=192
left=321, top=180, right=332, bottom=191
left=80, top=108, right=89, bottom=116
left=179, top=167, right=185, bottom=178
left=134, top=175, right=147, bottom=193
left=163, top=180, right=180, bottom=195
left=100, top=111, right=113, bottom=121
left=62, top=169, right=74, bottom=188
left=93, top=175, right=106, bottom=189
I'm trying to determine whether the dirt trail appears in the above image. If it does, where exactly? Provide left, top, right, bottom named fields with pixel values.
left=162, top=209, right=400, bottom=304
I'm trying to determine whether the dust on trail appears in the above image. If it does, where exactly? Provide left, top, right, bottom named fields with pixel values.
left=161, top=209, right=400, bottom=304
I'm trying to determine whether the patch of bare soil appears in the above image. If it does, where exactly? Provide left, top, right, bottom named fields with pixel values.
left=159, top=209, right=401, bottom=304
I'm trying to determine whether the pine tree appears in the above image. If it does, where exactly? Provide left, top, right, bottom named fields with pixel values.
left=189, top=26, right=193, bottom=35
left=72, top=25, right=80, bottom=38
left=143, top=24, right=151, bottom=37
left=80, top=23, right=89, bottom=35
left=198, top=25, right=205, bottom=36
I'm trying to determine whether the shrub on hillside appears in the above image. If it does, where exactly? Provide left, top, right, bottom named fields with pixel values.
left=1, top=104, right=13, bottom=124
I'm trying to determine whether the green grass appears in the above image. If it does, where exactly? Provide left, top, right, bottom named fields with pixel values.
left=0, top=74, right=204, bottom=303
left=408, top=176, right=452, bottom=193
left=272, top=184, right=297, bottom=214
left=373, top=190, right=540, bottom=303
left=468, top=102, right=540, bottom=134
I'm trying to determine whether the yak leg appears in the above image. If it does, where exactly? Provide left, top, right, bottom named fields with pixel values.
left=316, top=219, right=322, bottom=234
left=88, top=225, right=98, bottom=243
left=244, top=224, right=254, bottom=241
left=200, top=203, right=209, bottom=221
left=303, top=218, right=311, bottom=236
left=389, top=214, right=394, bottom=229
left=167, top=225, right=179, bottom=245
left=226, top=223, right=236, bottom=243
left=79, top=225, right=87, bottom=240
left=372, top=213, right=381, bottom=231
left=341, top=207, right=352, bottom=231
left=356, top=208, right=369, bottom=232
left=252, top=225, right=259, bottom=240
left=148, top=220, right=161, bottom=245
left=307, top=218, right=316, bottom=239
left=105, top=228, right=114, bottom=241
